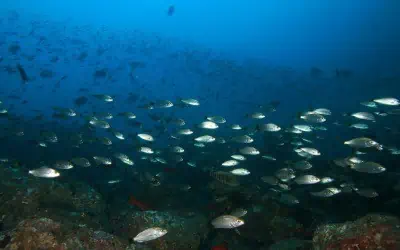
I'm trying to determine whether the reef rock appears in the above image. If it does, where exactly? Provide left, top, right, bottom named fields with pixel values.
left=313, top=214, right=400, bottom=250
left=2, top=217, right=128, bottom=250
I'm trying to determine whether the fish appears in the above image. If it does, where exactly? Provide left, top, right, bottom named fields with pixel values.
left=180, top=98, right=200, bottom=106
left=206, top=116, right=226, bottom=124
left=231, top=155, right=246, bottom=161
left=239, top=146, right=260, bottom=155
left=298, top=147, right=321, bottom=156
left=354, top=188, right=379, bottom=198
left=350, top=112, right=375, bottom=121
left=167, top=5, right=175, bottom=16
left=114, top=153, right=134, bottom=165
left=230, top=168, right=250, bottom=176
left=294, top=175, right=320, bottom=184
left=71, top=157, right=91, bottom=167
left=351, top=161, right=386, bottom=173
left=300, top=113, right=326, bottom=123
left=310, top=187, right=341, bottom=197
left=16, top=63, right=29, bottom=83
left=93, top=156, right=112, bottom=166
left=137, top=133, right=154, bottom=142
left=92, top=94, right=113, bottom=102
left=230, top=208, right=247, bottom=218
left=293, top=160, right=313, bottom=170
left=198, top=121, right=218, bottom=129
left=257, top=123, right=281, bottom=132
left=29, top=167, right=60, bottom=178
left=195, top=135, right=215, bottom=143
left=134, top=227, right=167, bottom=242
left=231, top=135, right=253, bottom=144
left=53, top=161, right=74, bottom=170
left=344, top=137, right=379, bottom=149
left=221, top=160, right=239, bottom=167
left=349, top=123, right=369, bottom=130
left=373, top=97, right=399, bottom=106
left=210, top=171, right=240, bottom=187
left=211, top=215, right=244, bottom=229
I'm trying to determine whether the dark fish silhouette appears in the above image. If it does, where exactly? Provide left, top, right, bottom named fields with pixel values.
left=167, top=5, right=175, bottom=16
left=16, top=64, right=29, bottom=84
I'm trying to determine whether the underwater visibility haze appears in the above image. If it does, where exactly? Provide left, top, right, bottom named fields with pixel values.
left=0, top=1, right=400, bottom=249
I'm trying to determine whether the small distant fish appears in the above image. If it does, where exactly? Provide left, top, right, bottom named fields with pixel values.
left=354, top=187, right=379, bottom=198
left=181, top=98, right=199, bottom=106
left=138, top=146, right=154, bottom=154
left=89, top=118, right=110, bottom=129
left=230, top=208, right=247, bottom=218
left=211, top=215, right=244, bottom=229
left=349, top=123, right=368, bottom=130
left=239, top=146, right=259, bottom=155
left=361, top=101, right=378, bottom=108
left=16, top=63, right=29, bottom=83
left=261, top=176, right=279, bottom=185
left=92, top=94, right=113, bottom=102
left=71, top=157, right=91, bottom=167
left=112, top=131, right=125, bottom=140
left=311, top=108, right=332, bottom=116
left=300, top=113, right=326, bottom=123
left=231, top=155, right=246, bottom=161
left=171, top=146, right=184, bottom=153
left=295, top=175, right=320, bottom=184
left=114, top=153, right=134, bottom=166
left=275, top=168, right=296, bottom=182
left=293, top=160, right=312, bottom=170
left=350, top=112, right=375, bottom=121
left=230, top=168, right=250, bottom=176
left=248, top=112, right=265, bottom=119
left=177, top=129, right=193, bottom=135
left=118, top=112, right=136, bottom=119
left=206, top=116, right=226, bottom=124
left=344, top=137, right=379, bottom=149
left=93, top=156, right=112, bottom=165
left=29, top=167, right=60, bottom=178
left=195, top=135, right=215, bottom=143
left=257, top=123, right=281, bottom=132
left=351, top=161, right=385, bottom=173
left=231, top=135, right=253, bottom=144
left=134, top=227, right=168, bottom=243
left=198, top=121, right=218, bottom=129
left=54, top=161, right=74, bottom=170
left=261, top=155, right=276, bottom=161
left=137, top=133, right=154, bottom=142
left=155, top=100, right=173, bottom=108
left=167, top=5, right=175, bottom=16
left=299, top=147, right=320, bottom=156
left=310, top=187, right=341, bottom=197
left=280, top=194, right=300, bottom=205
left=108, top=180, right=121, bottom=184
left=293, top=125, right=312, bottom=132
left=320, top=177, right=334, bottom=184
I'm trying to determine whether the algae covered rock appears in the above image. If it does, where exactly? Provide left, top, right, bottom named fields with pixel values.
left=3, top=217, right=128, bottom=250
left=313, top=214, right=400, bottom=250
